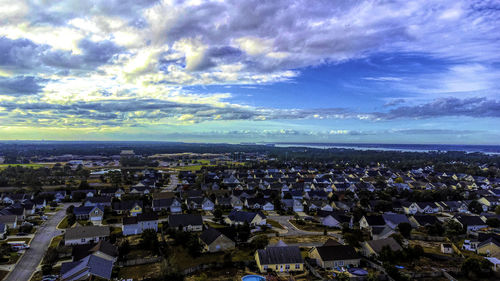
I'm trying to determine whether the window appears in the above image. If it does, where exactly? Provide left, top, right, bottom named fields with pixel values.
left=285, top=264, right=290, bottom=269
left=295, top=264, right=300, bottom=269
left=263, top=265, right=268, bottom=270
left=275, top=265, right=278, bottom=270
left=81, top=238, right=85, bottom=242
left=338, top=261, right=344, bottom=266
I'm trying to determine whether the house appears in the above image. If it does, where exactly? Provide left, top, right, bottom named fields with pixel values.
left=309, top=244, right=360, bottom=269
left=112, top=201, right=143, bottom=216
left=0, top=223, right=6, bottom=239
left=477, top=238, right=500, bottom=258
left=359, top=215, right=385, bottom=230
left=83, top=196, right=112, bottom=207
left=99, top=188, right=125, bottom=198
left=371, top=226, right=396, bottom=240
left=152, top=198, right=182, bottom=213
left=462, top=239, right=480, bottom=251
left=199, top=228, right=235, bottom=252
left=73, top=205, right=104, bottom=225
left=255, top=245, right=304, bottom=273
left=186, top=197, right=204, bottom=210
left=404, top=202, right=440, bottom=214
left=122, top=213, right=159, bottom=236
left=382, top=213, right=410, bottom=230
left=230, top=196, right=244, bottom=210
left=61, top=254, right=113, bottom=280
left=64, top=226, right=110, bottom=246
left=202, top=198, right=215, bottom=211
left=293, top=200, right=304, bottom=212
left=71, top=240, right=118, bottom=262
left=441, top=243, right=454, bottom=254
left=454, top=215, right=487, bottom=232
left=168, top=214, right=203, bottom=232
left=361, top=238, right=403, bottom=258
left=409, top=215, right=440, bottom=228
left=319, top=212, right=351, bottom=228
left=225, top=210, right=266, bottom=226
left=0, top=215, right=17, bottom=229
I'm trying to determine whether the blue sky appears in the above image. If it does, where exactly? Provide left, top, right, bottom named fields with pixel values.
left=0, top=0, right=499, bottom=144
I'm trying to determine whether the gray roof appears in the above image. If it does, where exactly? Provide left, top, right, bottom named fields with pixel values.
left=65, top=226, right=110, bottom=241
left=382, top=213, right=410, bottom=225
left=61, top=254, right=113, bottom=280
left=200, top=227, right=230, bottom=245
left=168, top=214, right=202, bottom=227
left=366, top=238, right=402, bottom=253
left=257, top=246, right=303, bottom=265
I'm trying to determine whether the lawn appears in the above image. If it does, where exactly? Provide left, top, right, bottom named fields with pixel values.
left=0, top=163, right=51, bottom=170
left=267, top=219, right=284, bottom=230
left=269, top=235, right=332, bottom=245
left=118, top=262, right=163, bottom=280
left=49, top=235, right=64, bottom=248
left=170, top=246, right=225, bottom=270
left=0, top=270, right=8, bottom=280
left=57, top=216, right=70, bottom=229
left=289, top=219, right=335, bottom=232
left=172, top=164, right=216, bottom=171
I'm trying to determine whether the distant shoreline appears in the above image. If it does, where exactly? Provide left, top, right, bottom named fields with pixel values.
left=273, top=143, right=500, bottom=155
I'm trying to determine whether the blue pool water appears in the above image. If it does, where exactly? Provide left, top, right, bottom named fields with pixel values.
left=242, top=275, right=265, bottom=281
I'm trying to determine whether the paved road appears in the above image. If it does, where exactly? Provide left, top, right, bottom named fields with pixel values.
left=5, top=204, right=69, bottom=281
left=268, top=215, right=342, bottom=239
left=162, top=173, right=179, bottom=192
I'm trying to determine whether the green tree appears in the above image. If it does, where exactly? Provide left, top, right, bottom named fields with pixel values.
left=468, top=200, right=483, bottom=214
left=336, top=272, right=350, bottom=281
left=461, top=257, right=492, bottom=279
left=251, top=235, right=269, bottom=250
left=397, top=222, right=412, bottom=238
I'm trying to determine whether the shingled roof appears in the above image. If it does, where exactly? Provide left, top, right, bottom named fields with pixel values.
left=200, top=227, right=231, bottom=245
left=315, top=245, right=360, bottom=261
left=65, top=226, right=110, bottom=241
left=257, top=246, right=303, bottom=265
left=168, top=214, right=202, bottom=227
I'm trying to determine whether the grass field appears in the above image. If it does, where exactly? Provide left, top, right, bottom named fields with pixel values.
left=0, top=163, right=50, bottom=170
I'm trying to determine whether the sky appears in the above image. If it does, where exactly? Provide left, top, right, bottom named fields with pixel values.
left=0, top=0, right=499, bottom=144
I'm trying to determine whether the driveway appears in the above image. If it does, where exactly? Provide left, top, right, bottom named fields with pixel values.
left=268, top=215, right=342, bottom=239
left=5, top=204, right=70, bottom=281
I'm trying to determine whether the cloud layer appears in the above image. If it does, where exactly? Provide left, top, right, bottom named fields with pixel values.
left=0, top=0, right=498, bottom=142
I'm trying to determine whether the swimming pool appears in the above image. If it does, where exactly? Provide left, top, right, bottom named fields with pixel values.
left=241, top=275, right=265, bottom=281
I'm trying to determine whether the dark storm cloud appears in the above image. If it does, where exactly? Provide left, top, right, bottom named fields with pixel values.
left=0, top=76, right=47, bottom=96
left=376, top=97, right=500, bottom=120
left=0, top=36, right=123, bottom=74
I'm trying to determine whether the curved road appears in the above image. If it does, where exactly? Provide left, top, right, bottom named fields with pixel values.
left=5, top=204, right=69, bottom=281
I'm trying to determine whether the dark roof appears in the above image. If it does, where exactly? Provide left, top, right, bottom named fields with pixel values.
left=65, top=226, right=110, bottom=240
left=455, top=215, right=487, bottom=227
left=257, top=246, right=303, bottom=265
left=72, top=240, right=117, bottom=261
left=412, top=215, right=439, bottom=226
left=61, top=254, right=113, bottom=280
left=323, top=238, right=341, bottom=246
left=363, top=215, right=385, bottom=226
left=228, top=210, right=265, bottom=223
left=73, top=206, right=94, bottom=216
left=112, top=200, right=143, bottom=211
left=315, top=245, right=360, bottom=261
left=366, top=238, right=402, bottom=253
left=123, top=213, right=158, bottom=225
left=168, top=214, right=202, bottom=227
left=200, top=227, right=231, bottom=245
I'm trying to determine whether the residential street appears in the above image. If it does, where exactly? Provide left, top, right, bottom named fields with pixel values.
left=5, top=204, right=69, bottom=281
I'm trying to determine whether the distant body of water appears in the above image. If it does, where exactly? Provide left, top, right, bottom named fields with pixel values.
left=274, top=143, right=500, bottom=155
